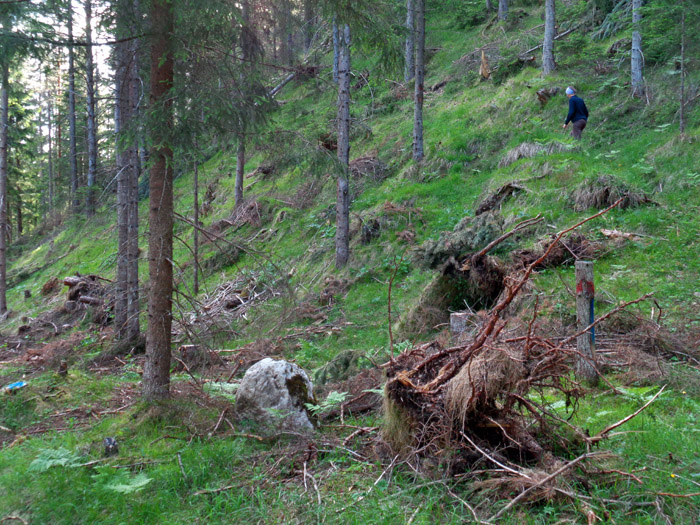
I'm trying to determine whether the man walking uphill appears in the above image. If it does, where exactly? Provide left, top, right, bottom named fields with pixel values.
left=562, top=86, right=588, bottom=139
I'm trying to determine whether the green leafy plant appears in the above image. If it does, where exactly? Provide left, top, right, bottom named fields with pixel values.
left=305, top=391, right=350, bottom=417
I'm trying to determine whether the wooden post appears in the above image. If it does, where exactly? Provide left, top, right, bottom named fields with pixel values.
left=575, top=261, right=598, bottom=385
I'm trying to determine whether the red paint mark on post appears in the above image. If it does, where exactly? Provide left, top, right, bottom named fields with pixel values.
left=576, top=280, right=595, bottom=296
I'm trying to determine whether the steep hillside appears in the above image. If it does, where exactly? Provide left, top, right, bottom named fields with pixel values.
left=1, top=2, right=699, bottom=522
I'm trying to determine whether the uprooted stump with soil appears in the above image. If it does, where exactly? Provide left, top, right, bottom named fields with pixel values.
left=385, top=201, right=656, bottom=506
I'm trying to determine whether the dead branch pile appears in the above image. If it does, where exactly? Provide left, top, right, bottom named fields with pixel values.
left=176, top=275, right=280, bottom=338
left=475, top=181, right=527, bottom=215
left=499, top=141, right=572, bottom=168
left=63, top=274, right=112, bottom=308
left=385, top=201, right=651, bottom=505
left=571, top=176, right=653, bottom=211
left=512, top=232, right=604, bottom=270
left=349, top=156, right=388, bottom=182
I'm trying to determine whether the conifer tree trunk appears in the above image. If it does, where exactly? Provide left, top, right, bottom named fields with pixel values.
left=542, top=0, right=556, bottom=75
left=115, top=38, right=128, bottom=338
left=413, top=0, right=425, bottom=162
left=332, top=20, right=339, bottom=83
left=0, top=60, right=8, bottom=315
left=304, top=0, right=313, bottom=52
left=143, top=0, right=174, bottom=400
left=498, top=0, right=508, bottom=21
left=67, top=10, right=79, bottom=214
left=193, top=158, right=199, bottom=296
left=679, top=8, right=686, bottom=136
left=126, top=34, right=140, bottom=342
left=235, top=139, right=245, bottom=206
left=630, top=0, right=644, bottom=97
left=404, top=0, right=415, bottom=83
left=47, top=96, right=54, bottom=214
left=335, top=24, right=350, bottom=269
left=486, top=0, right=493, bottom=12
left=85, top=0, right=98, bottom=216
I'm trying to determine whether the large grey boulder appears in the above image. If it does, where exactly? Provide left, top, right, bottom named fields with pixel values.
left=234, top=358, right=316, bottom=432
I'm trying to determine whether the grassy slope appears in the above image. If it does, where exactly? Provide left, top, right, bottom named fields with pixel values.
left=2, top=2, right=700, bottom=523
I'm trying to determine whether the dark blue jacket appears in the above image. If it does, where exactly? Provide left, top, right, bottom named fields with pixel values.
left=565, top=95, right=589, bottom=124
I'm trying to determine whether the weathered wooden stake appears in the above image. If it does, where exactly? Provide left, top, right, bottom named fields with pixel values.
left=575, top=260, right=598, bottom=385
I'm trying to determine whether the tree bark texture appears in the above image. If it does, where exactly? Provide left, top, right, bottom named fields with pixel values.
left=0, top=61, right=8, bottom=315
left=85, top=0, right=98, bottom=216
left=332, top=20, right=339, bottom=84
left=542, top=0, right=556, bottom=75
left=498, top=0, right=508, bottom=21
left=235, top=138, right=245, bottom=207
left=143, top=0, right=174, bottom=400
left=630, top=0, right=644, bottom=97
left=679, top=8, right=686, bottom=136
left=67, top=10, right=79, bottom=215
left=193, top=159, right=199, bottom=296
left=115, top=37, right=128, bottom=338
left=404, top=0, right=415, bottom=83
left=127, top=32, right=140, bottom=341
left=335, top=24, right=351, bottom=269
left=413, top=0, right=425, bottom=162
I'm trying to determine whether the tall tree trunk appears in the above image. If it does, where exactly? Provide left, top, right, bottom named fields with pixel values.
left=332, top=20, right=339, bottom=84
left=486, top=0, right=494, bottom=12
left=630, top=0, right=644, bottom=97
left=47, top=96, right=54, bottom=215
left=193, top=158, right=199, bottom=296
left=303, top=0, right=313, bottom=52
left=127, top=34, right=140, bottom=342
left=115, top=34, right=128, bottom=339
left=679, top=8, right=686, bottom=137
left=335, top=24, right=350, bottom=269
left=85, top=0, right=98, bottom=216
left=498, top=0, right=508, bottom=21
left=235, top=138, right=245, bottom=206
left=16, top=196, right=21, bottom=238
left=67, top=10, right=79, bottom=214
left=404, top=0, right=415, bottom=83
left=0, top=61, right=8, bottom=315
left=413, top=0, right=425, bottom=162
left=143, top=0, right=174, bottom=400
left=542, top=0, right=556, bottom=75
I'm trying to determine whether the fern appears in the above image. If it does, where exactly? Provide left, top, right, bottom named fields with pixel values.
left=28, top=448, right=83, bottom=473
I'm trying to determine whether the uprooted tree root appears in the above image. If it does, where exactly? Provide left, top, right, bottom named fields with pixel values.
left=383, top=199, right=661, bottom=514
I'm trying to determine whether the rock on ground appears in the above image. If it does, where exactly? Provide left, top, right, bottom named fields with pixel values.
left=234, top=358, right=316, bottom=432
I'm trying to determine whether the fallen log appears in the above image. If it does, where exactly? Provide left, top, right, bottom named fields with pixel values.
left=78, top=296, right=103, bottom=306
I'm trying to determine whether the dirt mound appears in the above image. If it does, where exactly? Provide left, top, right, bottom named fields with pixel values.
left=349, top=156, right=388, bottom=182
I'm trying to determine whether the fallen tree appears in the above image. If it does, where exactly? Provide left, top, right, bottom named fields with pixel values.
left=383, top=198, right=659, bottom=514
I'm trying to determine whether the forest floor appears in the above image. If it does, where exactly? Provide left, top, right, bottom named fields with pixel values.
left=2, top=2, right=700, bottom=523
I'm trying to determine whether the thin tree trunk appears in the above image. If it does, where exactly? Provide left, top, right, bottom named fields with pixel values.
left=47, top=96, right=54, bottom=215
left=235, top=138, right=245, bottom=206
left=542, top=0, right=556, bottom=75
left=16, top=196, right=21, bottom=238
left=335, top=24, right=351, bottom=269
left=85, top=0, right=98, bottom=216
left=679, top=8, right=686, bottom=136
left=0, top=61, right=8, bottom=315
left=630, top=0, right=644, bottom=97
left=413, top=0, right=425, bottom=162
left=486, top=0, right=494, bottom=12
left=67, top=10, right=79, bottom=214
left=143, top=0, right=174, bottom=400
left=193, top=158, right=199, bottom=296
left=115, top=37, right=128, bottom=338
left=404, top=0, right=415, bottom=83
left=498, top=0, right=508, bottom=21
left=304, top=0, right=313, bottom=53
left=332, top=20, right=339, bottom=84
left=127, top=34, right=140, bottom=342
